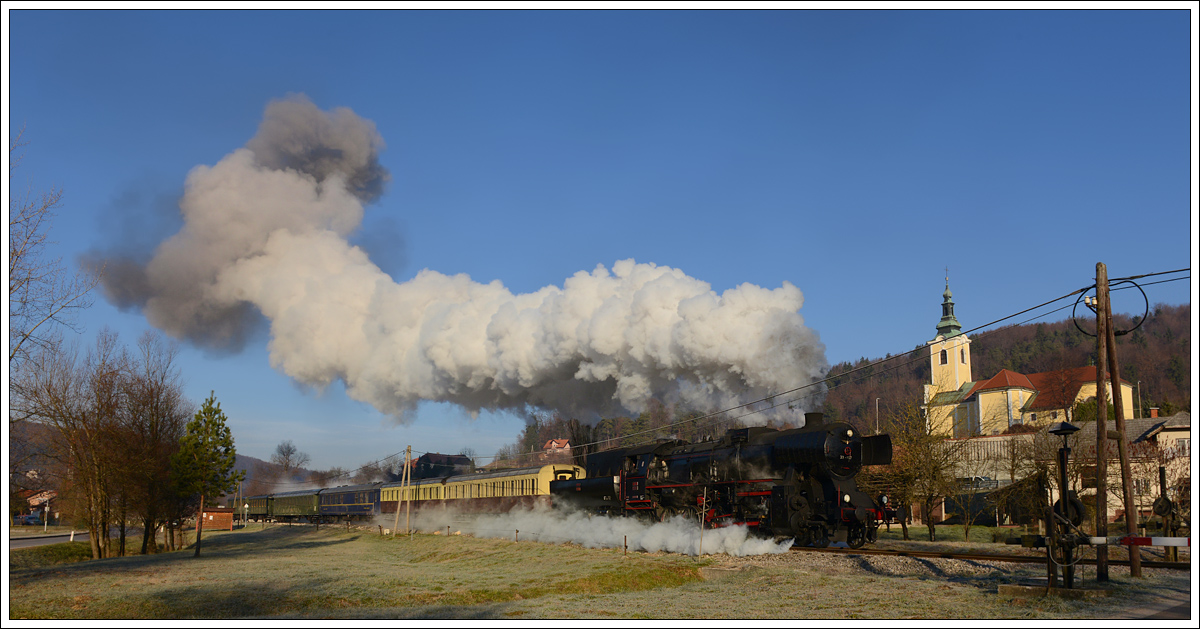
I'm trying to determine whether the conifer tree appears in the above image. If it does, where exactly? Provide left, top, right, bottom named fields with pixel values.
left=173, top=392, right=243, bottom=557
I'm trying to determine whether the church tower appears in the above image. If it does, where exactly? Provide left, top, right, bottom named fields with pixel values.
left=926, top=276, right=972, bottom=396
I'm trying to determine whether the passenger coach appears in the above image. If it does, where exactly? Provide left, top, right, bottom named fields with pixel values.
left=381, top=464, right=585, bottom=514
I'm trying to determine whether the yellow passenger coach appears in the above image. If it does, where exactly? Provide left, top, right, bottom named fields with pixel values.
left=381, top=464, right=585, bottom=514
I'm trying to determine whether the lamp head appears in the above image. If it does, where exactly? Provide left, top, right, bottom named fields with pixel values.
left=1049, top=421, right=1080, bottom=437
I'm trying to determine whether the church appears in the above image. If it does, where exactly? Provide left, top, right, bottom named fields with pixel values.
left=921, top=280, right=1135, bottom=438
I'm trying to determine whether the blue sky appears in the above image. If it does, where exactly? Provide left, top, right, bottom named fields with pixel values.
left=6, top=8, right=1195, bottom=472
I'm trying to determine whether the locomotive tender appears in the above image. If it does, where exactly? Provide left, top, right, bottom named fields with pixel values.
left=549, top=412, right=892, bottom=548
left=245, top=412, right=890, bottom=549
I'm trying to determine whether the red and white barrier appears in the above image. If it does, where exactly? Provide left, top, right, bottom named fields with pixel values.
left=1087, top=536, right=1190, bottom=547
left=1118, top=536, right=1190, bottom=547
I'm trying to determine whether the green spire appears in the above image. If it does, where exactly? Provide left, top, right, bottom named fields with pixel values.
left=936, top=274, right=962, bottom=338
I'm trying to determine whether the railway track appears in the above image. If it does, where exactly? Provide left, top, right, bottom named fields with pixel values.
left=790, top=545, right=1191, bottom=570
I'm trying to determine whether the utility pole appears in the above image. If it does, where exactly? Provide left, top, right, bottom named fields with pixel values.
left=405, top=445, right=413, bottom=538
left=391, top=446, right=412, bottom=538
left=1094, top=263, right=1110, bottom=582
left=1095, top=262, right=1142, bottom=578
left=1101, top=266, right=1141, bottom=577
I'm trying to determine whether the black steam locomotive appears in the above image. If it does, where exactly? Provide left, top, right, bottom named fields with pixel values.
left=550, top=413, right=892, bottom=548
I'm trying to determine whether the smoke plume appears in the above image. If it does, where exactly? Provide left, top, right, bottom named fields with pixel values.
left=94, top=95, right=828, bottom=421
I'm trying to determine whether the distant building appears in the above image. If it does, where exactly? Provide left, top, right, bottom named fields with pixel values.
left=922, top=280, right=1134, bottom=438
left=1070, top=412, right=1191, bottom=524
left=199, top=506, right=235, bottom=531
left=411, top=453, right=473, bottom=479
left=541, top=439, right=571, bottom=462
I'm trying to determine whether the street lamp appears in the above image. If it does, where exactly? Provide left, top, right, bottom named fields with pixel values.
left=1048, top=421, right=1080, bottom=588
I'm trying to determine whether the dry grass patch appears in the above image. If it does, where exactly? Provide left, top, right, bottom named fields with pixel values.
left=9, top=525, right=703, bottom=619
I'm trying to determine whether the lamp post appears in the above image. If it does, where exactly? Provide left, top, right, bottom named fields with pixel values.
left=1049, top=421, right=1080, bottom=589
left=875, top=398, right=881, bottom=434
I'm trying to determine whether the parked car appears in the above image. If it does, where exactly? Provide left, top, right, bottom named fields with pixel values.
left=14, top=514, right=41, bottom=525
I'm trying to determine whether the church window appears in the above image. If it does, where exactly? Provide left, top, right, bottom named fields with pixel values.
left=960, top=349, right=966, bottom=364
left=940, top=349, right=947, bottom=365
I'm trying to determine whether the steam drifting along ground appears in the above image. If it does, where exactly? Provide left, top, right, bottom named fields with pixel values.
left=388, top=503, right=794, bottom=557
left=92, top=95, right=828, bottom=422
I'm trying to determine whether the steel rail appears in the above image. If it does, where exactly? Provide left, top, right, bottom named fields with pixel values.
left=789, top=545, right=1190, bottom=570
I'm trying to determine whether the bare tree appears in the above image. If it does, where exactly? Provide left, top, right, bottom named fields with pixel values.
left=16, top=330, right=130, bottom=558
left=271, top=440, right=311, bottom=480
left=890, top=401, right=965, bottom=541
left=308, top=467, right=348, bottom=488
left=9, top=130, right=103, bottom=508
left=122, top=331, right=192, bottom=554
left=8, top=129, right=101, bottom=375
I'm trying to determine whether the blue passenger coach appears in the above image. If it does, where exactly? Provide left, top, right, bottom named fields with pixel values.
left=319, top=483, right=383, bottom=521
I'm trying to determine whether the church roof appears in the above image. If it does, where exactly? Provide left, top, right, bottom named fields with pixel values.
left=964, top=369, right=1036, bottom=398
left=1023, top=366, right=1099, bottom=411
left=929, top=381, right=976, bottom=406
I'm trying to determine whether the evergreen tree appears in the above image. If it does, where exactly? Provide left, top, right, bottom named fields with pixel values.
left=173, top=392, right=243, bottom=557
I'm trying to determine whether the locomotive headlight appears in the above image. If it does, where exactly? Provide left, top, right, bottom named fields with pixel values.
left=846, top=429, right=853, bottom=439
left=842, top=494, right=851, bottom=504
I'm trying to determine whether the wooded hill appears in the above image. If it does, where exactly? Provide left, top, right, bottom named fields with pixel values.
left=821, top=303, right=1191, bottom=434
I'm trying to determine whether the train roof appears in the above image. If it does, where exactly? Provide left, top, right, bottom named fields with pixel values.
left=270, top=489, right=322, bottom=498
left=316, top=482, right=383, bottom=493
left=380, top=463, right=582, bottom=488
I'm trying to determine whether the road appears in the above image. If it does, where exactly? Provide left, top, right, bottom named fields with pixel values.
left=9, top=530, right=89, bottom=550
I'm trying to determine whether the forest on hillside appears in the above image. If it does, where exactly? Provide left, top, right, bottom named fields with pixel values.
left=495, top=304, right=1190, bottom=462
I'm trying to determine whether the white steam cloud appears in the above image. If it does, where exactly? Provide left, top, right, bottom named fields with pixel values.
left=397, top=504, right=794, bottom=557
left=95, top=95, right=828, bottom=421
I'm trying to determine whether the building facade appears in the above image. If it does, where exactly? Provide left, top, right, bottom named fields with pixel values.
left=922, top=281, right=1134, bottom=438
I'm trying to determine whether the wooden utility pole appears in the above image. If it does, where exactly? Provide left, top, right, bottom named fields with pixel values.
left=1103, top=284, right=1141, bottom=577
left=1096, top=262, right=1142, bottom=578
left=1094, top=263, right=1110, bottom=582
left=391, top=446, right=411, bottom=538
left=405, top=445, right=413, bottom=538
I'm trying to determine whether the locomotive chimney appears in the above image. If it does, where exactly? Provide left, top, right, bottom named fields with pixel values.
left=804, top=412, right=824, bottom=428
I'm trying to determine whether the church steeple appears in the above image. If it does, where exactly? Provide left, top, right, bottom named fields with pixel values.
left=935, top=272, right=962, bottom=338
left=926, top=271, right=973, bottom=400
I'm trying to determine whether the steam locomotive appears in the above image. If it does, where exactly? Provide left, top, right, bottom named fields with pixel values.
left=245, top=412, right=890, bottom=549
left=549, top=412, right=892, bottom=548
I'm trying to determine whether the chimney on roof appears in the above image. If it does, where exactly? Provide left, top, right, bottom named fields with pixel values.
left=1150, top=407, right=1159, bottom=419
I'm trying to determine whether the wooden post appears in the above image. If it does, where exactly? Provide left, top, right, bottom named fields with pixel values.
left=405, top=445, right=413, bottom=540
left=1103, top=287, right=1141, bottom=578
left=1094, top=262, right=1110, bottom=582
left=392, top=446, right=409, bottom=538
left=1159, top=466, right=1178, bottom=562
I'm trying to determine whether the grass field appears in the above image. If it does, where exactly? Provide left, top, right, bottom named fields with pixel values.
left=8, top=524, right=1191, bottom=619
